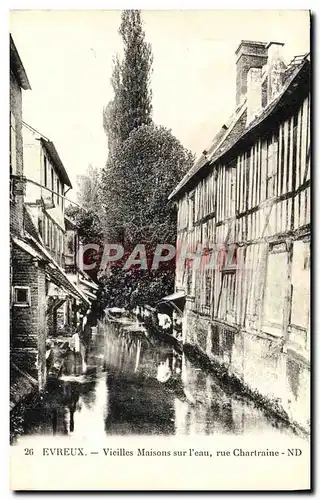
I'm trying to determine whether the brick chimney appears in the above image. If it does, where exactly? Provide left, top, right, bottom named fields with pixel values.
left=246, top=67, right=262, bottom=125
left=266, top=42, right=286, bottom=103
left=235, top=41, right=268, bottom=106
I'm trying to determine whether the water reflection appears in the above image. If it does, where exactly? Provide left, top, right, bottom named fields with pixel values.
left=17, top=319, right=294, bottom=441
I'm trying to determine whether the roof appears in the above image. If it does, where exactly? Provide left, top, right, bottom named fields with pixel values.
left=10, top=35, right=31, bottom=90
left=13, top=214, right=89, bottom=306
left=156, top=291, right=186, bottom=314
left=23, top=206, right=42, bottom=243
left=83, top=289, right=97, bottom=301
left=24, top=233, right=90, bottom=305
left=65, top=215, right=77, bottom=229
left=12, top=236, right=46, bottom=261
left=169, top=99, right=247, bottom=200
left=22, top=121, right=72, bottom=188
left=40, top=138, right=72, bottom=188
left=158, top=291, right=186, bottom=302
left=10, top=363, right=37, bottom=410
left=169, top=55, right=310, bottom=201
left=79, top=276, right=99, bottom=291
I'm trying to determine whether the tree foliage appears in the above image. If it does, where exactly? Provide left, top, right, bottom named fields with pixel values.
left=66, top=164, right=107, bottom=248
left=65, top=204, right=104, bottom=247
left=100, top=266, right=175, bottom=310
left=76, top=164, right=102, bottom=212
left=100, top=124, right=194, bottom=247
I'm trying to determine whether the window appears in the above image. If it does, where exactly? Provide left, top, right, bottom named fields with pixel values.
left=290, top=239, right=310, bottom=330
left=217, top=271, right=236, bottom=321
left=56, top=179, right=60, bottom=205
left=224, top=244, right=238, bottom=271
left=66, top=231, right=74, bottom=255
left=49, top=220, right=52, bottom=249
left=43, top=217, right=47, bottom=244
left=261, top=140, right=268, bottom=201
left=52, top=225, right=56, bottom=250
left=186, top=266, right=193, bottom=296
left=226, top=272, right=236, bottom=318
left=51, top=167, right=55, bottom=203
left=46, top=218, right=50, bottom=247
left=303, top=242, right=310, bottom=270
left=291, top=113, right=298, bottom=192
left=60, top=231, right=64, bottom=256
left=38, top=217, right=43, bottom=238
left=205, top=269, right=212, bottom=307
left=10, top=112, right=17, bottom=176
left=263, top=243, right=288, bottom=330
left=188, top=193, right=195, bottom=230
left=266, top=135, right=278, bottom=198
left=43, top=159, right=52, bottom=204
left=13, top=286, right=30, bottom=307
left=48, top=161, right=52, bottom=192
left=195, top=271, right=201, bottom=309
left=44, top=156, right=47, bottom=187
left=230, top=167, right=236, bottom=215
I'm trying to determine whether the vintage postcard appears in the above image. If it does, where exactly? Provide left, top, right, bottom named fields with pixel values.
left=9, top=9, right=311, bottom=491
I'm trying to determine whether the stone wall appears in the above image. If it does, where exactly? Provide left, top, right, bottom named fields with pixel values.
left=183, top=304, right=310, bottom=432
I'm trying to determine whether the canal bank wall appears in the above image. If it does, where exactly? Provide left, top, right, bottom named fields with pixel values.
left=183, top=310, right=310, bottom=435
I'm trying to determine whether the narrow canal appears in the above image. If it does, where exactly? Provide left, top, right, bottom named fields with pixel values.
left=13, top=318, right=297, bottom=442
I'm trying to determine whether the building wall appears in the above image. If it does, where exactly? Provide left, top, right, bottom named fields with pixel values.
left=10, top=72, right=24, bottom=236
left=23, top=124, right=66, bottom=230
left=23, top=125, right=66, bottom=267
left=23, top=125, right=43, bottom=203
left=183, top=309, right=310, bottom=430
left=176, top=91, right=310, bottom=430
left=11, top=246, right=47, bottom=390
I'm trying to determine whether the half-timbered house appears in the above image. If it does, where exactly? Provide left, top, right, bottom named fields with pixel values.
left=169, top=41, right=310, bottom=430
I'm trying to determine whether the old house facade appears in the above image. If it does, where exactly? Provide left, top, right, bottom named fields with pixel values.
left=9, top=35, right=47, bottom=400
left=10, top=36, right=96, bottom=408
left=21, top=122, right=92, bottom=337
left=170, top=41, right=310, bottom=431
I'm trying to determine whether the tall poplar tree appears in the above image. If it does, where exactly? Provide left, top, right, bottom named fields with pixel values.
left=102, top=10, right=153, bottom=149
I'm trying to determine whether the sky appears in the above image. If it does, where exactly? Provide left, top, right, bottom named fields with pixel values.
left=9, top=10, right=310, bottom=200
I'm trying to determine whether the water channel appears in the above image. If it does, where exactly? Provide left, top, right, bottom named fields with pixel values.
left=14, top=318, right=297, bottom=441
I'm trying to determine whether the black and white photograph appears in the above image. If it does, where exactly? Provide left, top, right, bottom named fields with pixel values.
left=9, top=9, right=311, bottom=491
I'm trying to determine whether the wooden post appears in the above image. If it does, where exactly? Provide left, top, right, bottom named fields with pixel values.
left=277, top=123, right=283, bottom=197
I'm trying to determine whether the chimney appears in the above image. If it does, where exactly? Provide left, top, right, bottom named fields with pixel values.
left=266, top=42, right=286, bottom=103
left=246, top=67, right=262, bottom=125
left=235, top=40, right=268, bottom=106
